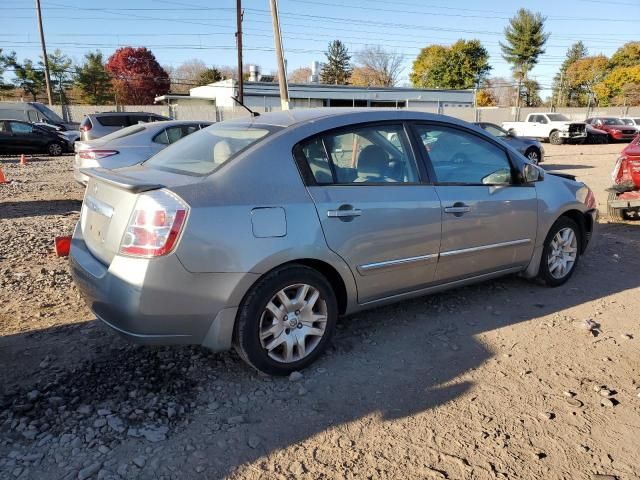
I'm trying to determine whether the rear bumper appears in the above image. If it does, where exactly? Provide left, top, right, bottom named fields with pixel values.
left=69, top=224, right=257, bottom=351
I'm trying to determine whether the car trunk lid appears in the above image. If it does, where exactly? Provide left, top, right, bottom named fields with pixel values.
left=79, top=166, right=199, bottom=265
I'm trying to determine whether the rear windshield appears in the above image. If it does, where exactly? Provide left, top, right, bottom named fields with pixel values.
left=144, top=123, right=278, bottom=175
left=546, top=114, right=569, bottom=122
left=96, top=115, right=129, bottom=127
left=98, top=124, right=146, bottom=141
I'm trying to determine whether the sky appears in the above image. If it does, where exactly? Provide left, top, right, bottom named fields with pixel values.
left=1, top=0, right=639, bottom=98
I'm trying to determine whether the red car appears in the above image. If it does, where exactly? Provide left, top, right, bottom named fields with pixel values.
left=585, top=117, right=638, bottom=142
left=608, top=136, right=640, bottom=219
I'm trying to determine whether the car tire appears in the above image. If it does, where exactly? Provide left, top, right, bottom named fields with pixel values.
left=607, top=191, right=626, bottom=221
left=537, top=216, right=581, bottom=287
left=47, top=142, right=63, bottom=156
left=234, top=265, right=338, bottom=376
left=549, top=131, right=564, bottom=145
left=524, top=147, right=541, bottom=164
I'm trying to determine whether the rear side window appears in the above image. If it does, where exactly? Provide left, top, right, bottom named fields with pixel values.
left=415, top=125, right=513, bottom=185
left=144, top=123, right=275, bottom=175
left=296, top=124, right=419, bottom=184
left=153, top=125, right=201, bottom=145
left=9, top=121, right=33, bottom=134
left=96, top=115, right=129, bottom=127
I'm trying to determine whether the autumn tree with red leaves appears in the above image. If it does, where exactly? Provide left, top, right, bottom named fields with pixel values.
left=105, top=47, right=170, bottom=104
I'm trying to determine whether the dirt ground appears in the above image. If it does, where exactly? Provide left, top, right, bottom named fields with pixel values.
left=0, top=143, right=639, bottom=480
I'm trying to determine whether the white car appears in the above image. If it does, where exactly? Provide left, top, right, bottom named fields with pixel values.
left=503, top=113, right=587, bottom=145
left=74, top=120, right=211, bottom=185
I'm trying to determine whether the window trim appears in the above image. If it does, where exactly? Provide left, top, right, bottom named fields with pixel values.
left=409, top=121, right=526, bottom=187
left=292, top=120, right=428, bottom=187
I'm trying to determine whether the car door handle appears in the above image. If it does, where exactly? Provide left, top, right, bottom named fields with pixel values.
left=444, top=203, right=471, bottom=215
left=327, top=207, right=362, bottom=218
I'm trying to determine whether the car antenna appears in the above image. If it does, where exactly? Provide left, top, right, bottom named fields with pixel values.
left=231, top=96, right=260, bottom=117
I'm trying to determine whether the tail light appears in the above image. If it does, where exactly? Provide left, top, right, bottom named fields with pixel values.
left=584, top=187, right=596, bottom=209
left=119, top=190, right=189, bottom=258
left=78, top=150, right=119, bottom=160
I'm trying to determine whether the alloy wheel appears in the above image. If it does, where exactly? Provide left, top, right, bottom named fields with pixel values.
left=49, top=143, right=62, bottom=155
left=527, top=150, right=539, bottom=164
left=547, top=227, right=578, bottom=279
left=259, top=283, right=328, bottom=363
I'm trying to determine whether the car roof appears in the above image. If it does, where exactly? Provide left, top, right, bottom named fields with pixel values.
left=88, top=112, right=165, bottom=117
left=221, top=108, right=471, bottom=129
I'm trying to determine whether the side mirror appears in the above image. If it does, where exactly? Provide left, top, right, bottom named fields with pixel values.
left=523, top=163, right=544, bottom=183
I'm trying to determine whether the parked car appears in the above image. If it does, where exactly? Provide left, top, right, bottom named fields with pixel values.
left=620, top=117, right=640, bottom=131
left=0, top=119, right=67, bottom=156
left=503, top=113, right=587, bottom=145
left=70, top=109, right=597, bottom=375
left=608, top=135, right=640, bottom=220
left=586, top=124, right=609, bottom=144
left=0, top=101, right=78, bottom=130
left=80, top=112, right=170, bottom=141
left=34, top=122, right=79, bottom=152
left=74, top=120, right=211, bottom=185
left=585, top=117, right=637, bottom=142
left=474, top=122, right=544, bottom=163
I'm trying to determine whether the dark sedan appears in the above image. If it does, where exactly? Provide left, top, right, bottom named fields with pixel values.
left=475, top=122, right=544, bottom=164
left=0, top=119, right=67, bottom=156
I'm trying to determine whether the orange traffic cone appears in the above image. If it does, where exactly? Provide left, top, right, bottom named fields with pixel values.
left=20, top=154, right=27, bottom=165
left=0, top=167, right=6, bottom=184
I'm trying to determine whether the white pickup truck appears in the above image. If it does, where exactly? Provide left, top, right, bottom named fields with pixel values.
left=502, top=113, right=587, bottom=145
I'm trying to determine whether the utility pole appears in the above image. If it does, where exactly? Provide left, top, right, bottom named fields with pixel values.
left=269, top=0, right=290, bottom=110
left=235, top=0, right=244, bottom=104
left=35, top=0, right=53, bottom=106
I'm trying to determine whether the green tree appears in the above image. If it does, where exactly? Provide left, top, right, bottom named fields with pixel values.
left=48, top=49, right=73, bottom=104
left=0, top=49, right=17, bottom=92
left=74, top=51, right=112, bottom=104
left=197, top=67, right=223, bottom=86
left=500, top=9, right=549, bottom=107
left=410, top=40, right=491, bottom=89
left=12, top=58, right=45, bottom=101
left=520, top=79, right=542, bottom=107
left=321, top=40, right=352, bottom=85
left=609, top=41, right=640, bottom=68
left=553, top=41, right=588, bottom=106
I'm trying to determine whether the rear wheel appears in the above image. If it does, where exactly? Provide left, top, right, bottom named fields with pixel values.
left=537, top=217, right=581, bottom=287
left=47, top=142, right=63, bottom=156
left=608, top=191, right=626, bottom=221
left=234, top=265, right=338, bottom=375
left=549, top=131, right=564, bottom=145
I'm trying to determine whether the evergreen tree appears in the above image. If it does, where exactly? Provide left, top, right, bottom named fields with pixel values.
left=320, top=40, right=352, bottom=85
left=48, top=49, right=73, bottom=104
left=75, top=51, right=112, bottom=104
left=500, top=9, right=549, bottom=107
left=552, top=42, right=588, bottom=106
left=197, top=67, right=223, bottom=86
left=12, top=59, right=45, bottom=101
left=0, top=49, right=17, bottom=93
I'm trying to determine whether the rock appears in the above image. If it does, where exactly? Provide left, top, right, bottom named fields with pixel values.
left=247, top=435, right=262, bottom=449
left=337, top=436, right=353, bottom=449
left=77, top=405, right=92, bottom=415
left=139, top=425, right=168, bottom=443
left=132, top=456, right=146, bottom=468
left=78, top=462, right=102, bottom=480
left=288, top=461, right=305, bottom=475
left=195, top=465, right=205, bottom=473
left=93, top=418, right=107, bottom=428
left=592, top=475, right=618, bottom=480
left=166, top=407, right=176, bottom=419
left=297, top=386, right=308, bottom=396
left=97, top=445, right=110, bottom=455
left=563, top=391, right=576, bottom=398
left=600, top=398, right=616, bottom=408
left=26, top=390, right=40, bottom=402
left=534, top=452, right=547, bottom=460
left=107, top=416, right=125, bottom=433
left=22, top=429, right=37, bottom=440
left=48, top=396, right=64, bottom=406
left=238, top=395, right=248, bottom=403
left=96, top=409, right=111, bottom=416
left=599, top=389, right=614, bottom=398
left=288, top=371, right=304, bottom=382
left=566, top=398, right=583, bottom=408
left=538, top=412, right=554, bottom=420
left=621, top=333, right=633, bottom=340
left=227, top=415, right=245, bottom=425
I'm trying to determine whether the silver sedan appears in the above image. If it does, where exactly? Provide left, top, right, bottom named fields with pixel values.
left=70, top=109, right=597, bottom=375
left=73, top=120, right=211, bottom=185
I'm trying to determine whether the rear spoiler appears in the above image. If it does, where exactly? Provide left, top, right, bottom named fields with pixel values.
left=546, top=171, right=576, bottom=181
left=80, top=168, right=163, bottom=193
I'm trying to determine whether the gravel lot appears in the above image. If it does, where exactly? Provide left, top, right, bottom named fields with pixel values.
left=1, top=144, right=639, bottom=480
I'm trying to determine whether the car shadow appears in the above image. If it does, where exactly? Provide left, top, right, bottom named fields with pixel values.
left=542, top=163, right=594, bottom=170
left=0, top=199, right=82, bottom=219
left=0, top=222, right=639, bottom=478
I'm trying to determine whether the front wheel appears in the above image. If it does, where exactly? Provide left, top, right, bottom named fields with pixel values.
left=47, top=142, right=63, bottom=156
left=537, top=217, right=581, bottom=287
left=234, top=265, right=338, bottom=375
left=549, top=131, right=564, bottom=145
left=524, top=147, right=541, bottom=164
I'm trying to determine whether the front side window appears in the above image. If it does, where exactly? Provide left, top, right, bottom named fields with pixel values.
left=481, top=123, right=507, bottom=137
left=415, top=125, right=513, bottom=185
left=9, top=122, right=33, bottom=134
left=145, top=122, right=276, bottom=176
left=297, top=124, right=419, bottom=184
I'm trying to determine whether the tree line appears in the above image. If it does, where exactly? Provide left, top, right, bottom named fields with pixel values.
left=1, top=7, right=639, bottom=107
